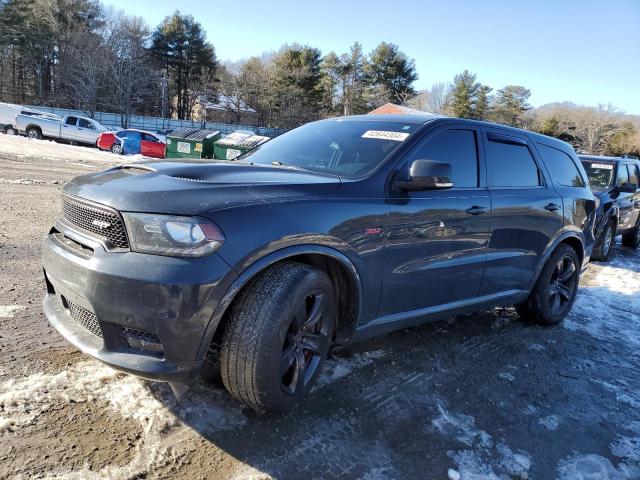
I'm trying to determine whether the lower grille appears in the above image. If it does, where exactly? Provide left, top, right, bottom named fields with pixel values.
left=62, top=195, right=129, bottom=249
left=65, top=299, right=103, bottom=338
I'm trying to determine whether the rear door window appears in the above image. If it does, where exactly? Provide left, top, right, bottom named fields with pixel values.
left=142, top=133, right=158, bottom=142
left=78, top=118, right=95, bottom=129
left=65, top=116, right=78, bottom=126
left=537, top=144, right=585, bottom=187
left=486, top=134, right=540, bottom=187
left=405, top=129, right=479, bottom=188
left=626, top=164, right=639, bottom=187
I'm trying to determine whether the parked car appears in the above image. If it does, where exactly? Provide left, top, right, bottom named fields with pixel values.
left=579, top=155, right=640, bottom=261
left=0, top=103, right=61, bottom=135
left=97, top=129, right=166, bottom=158
left=15, top=113, right=107, bottom=145
left=42, top=115, right=596, bottom=412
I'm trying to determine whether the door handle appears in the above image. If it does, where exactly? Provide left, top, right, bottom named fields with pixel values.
left=466, top=206, right=488, bottom=215
left=545, top=203, right=561, bottom=212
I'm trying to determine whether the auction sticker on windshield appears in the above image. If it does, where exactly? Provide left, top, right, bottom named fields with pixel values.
left=362, top=130, right=410, bottom=141
left=590, top=163, right=614, bottom=170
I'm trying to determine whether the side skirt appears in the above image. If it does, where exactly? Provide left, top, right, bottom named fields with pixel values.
left=348, top=289, right=528, bottom=344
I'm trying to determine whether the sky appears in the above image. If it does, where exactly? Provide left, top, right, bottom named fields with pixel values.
left=106, top=0, right=640, bottom=114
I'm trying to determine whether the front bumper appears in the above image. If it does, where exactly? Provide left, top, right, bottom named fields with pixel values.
left=42, top=221, right=230, bottom=382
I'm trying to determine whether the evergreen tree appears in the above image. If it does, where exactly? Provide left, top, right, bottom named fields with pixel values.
left=150, top=11, right=217, bottom=119
left=492, top=85, right=532, bottom=127
left=448, top=70, right=480, bottom=118
left=474, top=85, right=493, bottom=120
left=365, top=42, right=417, bottom=106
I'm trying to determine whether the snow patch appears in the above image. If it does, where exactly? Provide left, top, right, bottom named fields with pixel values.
left=610, top=421, right=640, bottom=462
left=0, top=361, right=247, bottom=479
left=557, top=453, right=639, bottom=480
left=0, top=305, right=26, bottom=318
left=538, top=414, right=560, bottom=431
left=498, top=372, right=514, bottom=381
left=316, top=350, right=385, bottom=389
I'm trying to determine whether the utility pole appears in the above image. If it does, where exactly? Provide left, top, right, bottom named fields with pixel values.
left=160, top=73, right=168, bottom=130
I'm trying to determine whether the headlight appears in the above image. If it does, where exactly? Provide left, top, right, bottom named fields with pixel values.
left=122, top=213, right=224, bottom=257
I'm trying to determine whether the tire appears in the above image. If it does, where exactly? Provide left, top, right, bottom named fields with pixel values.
left=110, top=143, right=123, bottom=155
left=4, top=126, right=16, bottom=135
left=26, top=127, right=42, bottom=139
left=220, top=262, right=336, bottom=412
left=621, top=221, right=640, bottom=248
left=592, top=220, right=615, bottom=261
left=516, top=244, right=580, bottom=325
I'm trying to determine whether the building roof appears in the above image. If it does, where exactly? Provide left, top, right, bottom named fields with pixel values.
left=368, top=103, right=436, bottom=116
left=204, top=94, right=257, bottom=114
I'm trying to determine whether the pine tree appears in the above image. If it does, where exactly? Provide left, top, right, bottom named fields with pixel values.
left=150, top=11, right=217, bottom=119
left=365, top=42, right=417, bottom=106
left=474, top=85, right=493, bottom=120
left=492, top=85, right=532, bottom=127
left=448, top=70, right=480, bottom=118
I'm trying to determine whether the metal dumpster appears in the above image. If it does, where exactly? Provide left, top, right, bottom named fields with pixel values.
left=213, top=133, right=270, bottom=160
left=166, top=128, right=221, bottom=159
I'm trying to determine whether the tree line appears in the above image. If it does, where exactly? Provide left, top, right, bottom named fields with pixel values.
left=0, top=0, right=638, bottom=156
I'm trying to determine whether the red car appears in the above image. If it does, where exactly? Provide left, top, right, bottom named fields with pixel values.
left=97, top=129, right=166, bottom=159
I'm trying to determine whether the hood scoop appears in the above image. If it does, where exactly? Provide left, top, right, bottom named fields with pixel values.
left=119, top=165, right=155, bottom=175
left=171, top=175, right=206, bottom=183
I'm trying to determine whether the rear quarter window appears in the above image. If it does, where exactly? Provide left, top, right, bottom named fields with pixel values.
left=537, top=143, right=585, bottom=187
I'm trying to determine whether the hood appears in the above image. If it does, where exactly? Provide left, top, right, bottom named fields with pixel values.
left=63, top=160, right=342, bottom=216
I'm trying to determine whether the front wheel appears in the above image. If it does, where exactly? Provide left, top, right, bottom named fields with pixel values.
left=110, top=143, right=123, bottom=155
left=220, top=262, right=336, bottom=412
left=516, top=244, right=580, bottom=325
left=4, top=126, right=16, bottom=135
left=592, top=220, right=615, bottom=261
left=621, top=221, right=640, bottom=249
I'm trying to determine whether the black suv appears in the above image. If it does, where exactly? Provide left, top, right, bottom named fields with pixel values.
left=579, top=155, right=640, bottom=261
left=42, top=115, right=596, bottom=411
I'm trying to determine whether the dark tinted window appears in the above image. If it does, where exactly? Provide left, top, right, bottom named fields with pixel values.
left=78, top=118, right=94, bottom=129
left=240, top=120, right=420, bottom=178
left=537, top=144, right=585, bottom=187
left=617, top=164, right=629, bottom=185
left=627, top=164, right=639, bottom=186
left=487, top=137, right=540, bottom=187
left=65, top=116, right=78, bottom=126
left=407, top=129, right=478, bottom=188
left=142, top=133, right=158, bottom=142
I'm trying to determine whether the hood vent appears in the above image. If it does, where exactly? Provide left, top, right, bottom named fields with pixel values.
left=172, top=176, right=206, bottom=183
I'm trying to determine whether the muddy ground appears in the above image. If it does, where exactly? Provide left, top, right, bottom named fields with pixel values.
left=1, top=136, right=639, bottom=480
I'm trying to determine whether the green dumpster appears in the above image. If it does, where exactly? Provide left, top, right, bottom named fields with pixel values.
left=213, top=133, right=270, bottom=160
left=166, top=128, right=221, bottom=159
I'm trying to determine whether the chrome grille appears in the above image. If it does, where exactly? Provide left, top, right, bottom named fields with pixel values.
left=66, top=299, right=103, bottom=338
left=62, top=195, right=129, bottom=249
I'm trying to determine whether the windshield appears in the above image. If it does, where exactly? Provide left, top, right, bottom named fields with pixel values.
left=238, top=119, right=421, bottom=178
left=581, top=161, right=615, bottom=191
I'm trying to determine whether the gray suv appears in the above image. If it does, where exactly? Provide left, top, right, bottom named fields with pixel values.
left=42, top=116, right=597, bottom=411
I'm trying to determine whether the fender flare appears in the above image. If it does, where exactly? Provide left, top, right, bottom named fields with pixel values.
left=195, top=244, right=363, bottom=360
left=527, top=230, right=585, bottom=291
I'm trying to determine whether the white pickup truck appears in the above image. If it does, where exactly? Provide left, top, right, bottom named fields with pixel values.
left=15, top=113, right=108, bottom=145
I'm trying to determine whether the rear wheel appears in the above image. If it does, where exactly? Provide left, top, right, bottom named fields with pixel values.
left=110, top=143, right=123, bottom=155
left=4, top=126, right=16, bottom=135
left=592, top=220, right=615, bottom=261
left=621, top=221, right=640, bottom=248
left=26, top=127, right=42, bottom=139
left=516, top=244, right=580, bottom=325
left=220, top=262, right=336, bottom=412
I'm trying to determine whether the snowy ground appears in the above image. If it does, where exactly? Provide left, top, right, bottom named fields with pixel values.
left=0, top=138, right=639, bottom=479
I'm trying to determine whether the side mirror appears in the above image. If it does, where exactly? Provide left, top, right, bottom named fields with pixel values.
left=396, top=159, right=454, bottom=191
left=618, top=182, right=638, bottom=193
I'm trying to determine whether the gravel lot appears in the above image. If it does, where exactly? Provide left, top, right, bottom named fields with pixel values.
left=1, top=136, right=639, bottom=479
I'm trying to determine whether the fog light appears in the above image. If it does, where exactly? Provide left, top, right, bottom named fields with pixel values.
left=122, top=328, right=164, bottom=356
